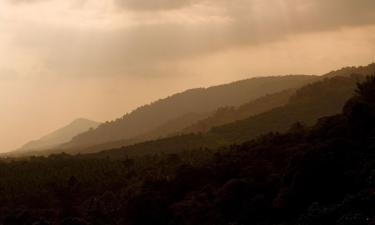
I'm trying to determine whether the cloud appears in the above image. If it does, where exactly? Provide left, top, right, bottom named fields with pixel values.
left=115, top=0, right=197, bottom=11
left=8, top=0, right=47, bottom=4
left=0, top=67, right=19, bottom=81
left=3, top=0, right=375, bottom=78
left=1, top=0, right=375, bottom=153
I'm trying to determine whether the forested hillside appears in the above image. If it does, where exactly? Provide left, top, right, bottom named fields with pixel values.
left=0, top=75, right=373, bottom=225
left=63, top=89, right=294, bottom=154
left=182, top=88, right=295, bottom=134
left=186, top=63, right=375, bottom=135
left=1, top=0, right=374, bottom=224
left=63, top=75, right=317, bottom=149
left=53, top=64, right=375, bottom=155
left=324, top=63, right=375, bottom=78
left=93, top=74, right=364, bottom=158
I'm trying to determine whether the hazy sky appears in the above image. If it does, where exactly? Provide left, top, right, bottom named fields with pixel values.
left=0, top=0, right=375, bottom=152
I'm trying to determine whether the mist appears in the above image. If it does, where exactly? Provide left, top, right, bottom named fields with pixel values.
left=0, top=0, right=375, bottom=151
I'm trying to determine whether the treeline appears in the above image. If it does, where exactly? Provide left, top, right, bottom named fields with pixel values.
left=0, top=76, right=374, bottom=224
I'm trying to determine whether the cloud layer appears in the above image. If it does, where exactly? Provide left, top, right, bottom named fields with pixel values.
left=0, top=0, right=375, bottom=152
left=3, top=0, right=375, bottom=78
left=116, top=0, right=196, bottom=11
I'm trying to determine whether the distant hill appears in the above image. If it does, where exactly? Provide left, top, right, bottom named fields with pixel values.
left=182, top=88, right=295, bottom=134
left=210, top=74, right=363, bottom=143
left=152, top=63, right=375, bottom=137
left=0, top=73, right=374, bottom=225
left=62, top=75, right=317, bottom=150
left=69, top=64, right=375, bottom=155
left=77, top=90, right=295, bottom=154
left=71, top=112, right=210, bottom=154
left=95, top=74, right=369, bottom=159
left=323, top=63, right=375, bottom=78
left=73, top=90, right=295, bottom=154
left=18, top=118, right=100, bottom=152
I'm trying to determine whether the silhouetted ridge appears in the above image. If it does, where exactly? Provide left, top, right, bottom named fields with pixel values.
left=324, top=62, right=375, bottom=78
left=55, top=64, right=374, bottom=155
left=64, top=75, right=317, bottom=149
left=183, top=88, right=295, bottom=133
left=0, top=74, right=373, bottom=225
left=18, top=118, right=100, bottom=153
left=93, top=74, right=364, bottom=158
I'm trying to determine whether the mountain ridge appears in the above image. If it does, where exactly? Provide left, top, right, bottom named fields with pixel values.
left=92, top=74, right=370, bottom=158
left=60, top=64, right=375, bottom=155
left=62, top=75, right=318, bottom=150
left=17, top=118, right=101, bottom=153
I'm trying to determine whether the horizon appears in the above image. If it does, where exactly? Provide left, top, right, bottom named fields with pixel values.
left=4, top=69, right=324, bottom=153
left=0, top=1, right=374, bottom=224
left=2, top=62, right=373, bottom=153
left=1, top=0, right=375, bottom=152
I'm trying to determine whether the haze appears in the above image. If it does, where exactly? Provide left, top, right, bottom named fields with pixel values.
left=0, top=0, right=374, bottom=152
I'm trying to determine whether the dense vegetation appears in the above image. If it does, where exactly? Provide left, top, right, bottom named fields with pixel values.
left=0, top=75, right=374, bottom=225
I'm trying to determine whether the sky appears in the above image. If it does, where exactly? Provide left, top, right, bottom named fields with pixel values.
left=0, top=0, right=375, bottom=152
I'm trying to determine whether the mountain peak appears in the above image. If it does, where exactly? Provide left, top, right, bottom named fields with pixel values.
left=17, top=118, right=101, bottom=152
left=70, top=118, right=100, bottom=126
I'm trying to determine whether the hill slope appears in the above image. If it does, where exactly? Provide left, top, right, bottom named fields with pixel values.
left=95, top=74, right=364, bottom=158
left=90, top=64, right=375, bottom=158
left=182, top=88, right=295, bottom=134
left=72, top=89, right=295, bottom=154
left=0, top=74, right=373, bottom=225
left=64, top=64, right=375, bottom=154
left=185, top=63, right=375, bottom=135
left=324, top=63, right=375, bottom=78
left=63, top=75, right=317, bottom=149
left=18, top=118, right=100, bottom=152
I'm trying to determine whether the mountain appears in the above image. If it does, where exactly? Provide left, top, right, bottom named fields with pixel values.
left=108, top=75, right=375, bottom=225
left=18, top=118, right=100, bottom=152
left=210, top=74, right=362, bottom=143
left=62, top=75, right=317, bottom=150
left=68, top=112, right=210, bottom=154
left=324, top=62, right=375, bottom=78
left=182, top=88, right=295, bottom=134
left=74, top=90, right=295, bottom=154
left=24, top=64, right=375, bottom=157
left=184, top=63, right=375, bottom=135
left=95, top=73, right=369, bottom=158
left=0, top=73, right=373, bottom=225
left=61, top=64, right=375, bottom=154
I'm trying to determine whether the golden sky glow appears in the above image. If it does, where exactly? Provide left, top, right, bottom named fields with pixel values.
left=0, top=0, right=374, bottom=151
